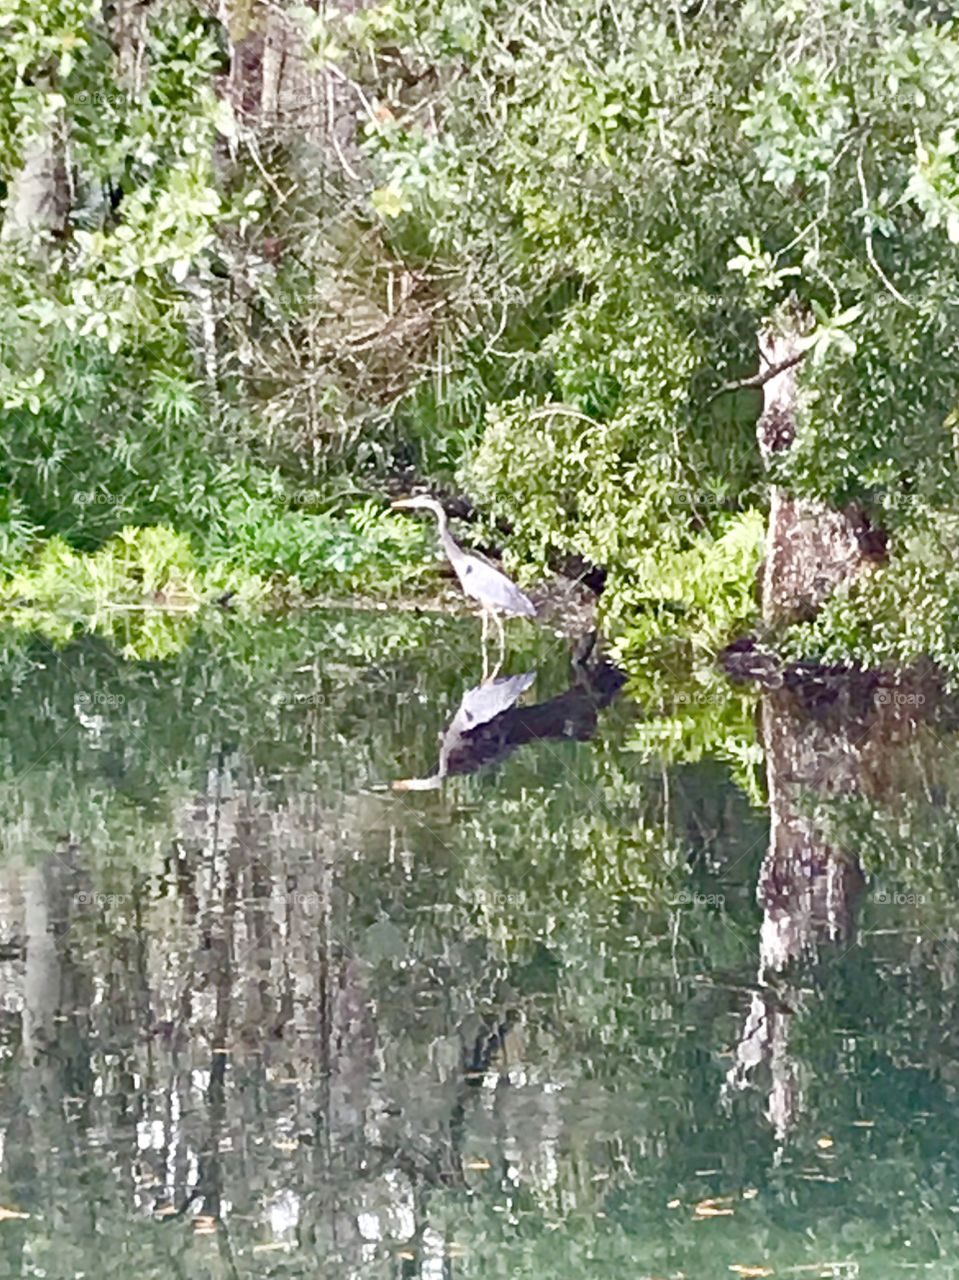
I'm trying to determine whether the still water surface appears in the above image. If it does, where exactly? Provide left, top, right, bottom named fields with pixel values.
left=0, top=611, right=957, bottom=1278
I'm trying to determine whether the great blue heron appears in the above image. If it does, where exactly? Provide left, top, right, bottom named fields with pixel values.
left=391, top=496, right=536, bottom=673
left=392, top=671, right=536, bottom=791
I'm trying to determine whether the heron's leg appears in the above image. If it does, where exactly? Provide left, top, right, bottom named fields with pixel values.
left=480, top=609, right=490, bottom=680
left=488, top=619, right=502, bottom=679
left=484, top=610, right=504, bottom=680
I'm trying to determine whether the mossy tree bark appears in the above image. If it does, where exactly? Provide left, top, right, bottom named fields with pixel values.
left=725, top=671, right=936, bottom=1146
left=757, top=321, right=886, bottom=625
left=221, top=0, right=368, bottom=166
left=0, top=130, right=69, bottom=243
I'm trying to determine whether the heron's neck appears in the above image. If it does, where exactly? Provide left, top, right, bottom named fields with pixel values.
left=430, top=502, right=461, bottom=562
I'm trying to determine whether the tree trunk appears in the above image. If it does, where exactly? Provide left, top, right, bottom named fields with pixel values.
left=220, top=0, right=367, bottom=169
left=757, top=322, right=885, bottom=624
left=1, top=131, right=69, bottom=242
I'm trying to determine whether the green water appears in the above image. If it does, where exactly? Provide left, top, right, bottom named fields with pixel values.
left=0, top=612, right=957, bottom=1278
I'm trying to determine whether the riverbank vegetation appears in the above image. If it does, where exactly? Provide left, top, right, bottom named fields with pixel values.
left=3, top=0, right=959, bottom=677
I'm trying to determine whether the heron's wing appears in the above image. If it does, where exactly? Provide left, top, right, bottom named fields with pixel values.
left=447, top=672, right=536, bottom=736
left=458, top=554, right=537, bottom=617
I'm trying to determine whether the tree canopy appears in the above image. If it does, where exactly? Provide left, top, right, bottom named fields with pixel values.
left=3, top=0, right=959, bottom=670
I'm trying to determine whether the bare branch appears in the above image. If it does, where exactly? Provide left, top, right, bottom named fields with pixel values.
left=704, top=352, right=807, bottom=407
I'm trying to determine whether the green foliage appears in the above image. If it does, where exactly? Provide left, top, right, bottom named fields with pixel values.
left=608, top=514, right=766, bottom=805
left=372, top=0, right=959, bottom=666
left=0, top=524, right=213, bottom=653
left=202, top=496, right=434, bottom=596
left=608, top=509, right=765, bottom=657
left=0, top=0, right=263, bottom=570
left=0, top=501, right=435, bottom=652
left=0, top=492, right=38, bottom=565
left=4, top=525, right=200, bottom=607
left=5, top=0, right=959, bottom=660
left=626, top=663, right=765, bottom=808
left=782, top=520, right=959, bottom=682
left=461, top=278, right=761, bottom=592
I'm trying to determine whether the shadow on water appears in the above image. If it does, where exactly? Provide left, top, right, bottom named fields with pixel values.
left=2, top=615, right=959, bottom=1275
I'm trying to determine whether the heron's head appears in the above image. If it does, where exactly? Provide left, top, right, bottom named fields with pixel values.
left=391, top=496, right=447, bottom=526
left=391, top=775, right=444, bottom=791
left=391, top=496, right=438, bottom=513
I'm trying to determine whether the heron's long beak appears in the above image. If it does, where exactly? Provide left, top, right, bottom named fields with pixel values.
left=391, top=498, right=415, bottom=510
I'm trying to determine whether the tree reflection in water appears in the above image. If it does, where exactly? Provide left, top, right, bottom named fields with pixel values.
left=0, top=619, right=959, bottom=1276
left=724, top=659, right=944, bottom=1150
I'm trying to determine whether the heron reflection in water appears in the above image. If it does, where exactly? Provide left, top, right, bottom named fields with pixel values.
left=392, top=639, right=625, bottom=791
left=392, top=496, right=536, bottom=676
left=393, top=672, right=536, bottom=791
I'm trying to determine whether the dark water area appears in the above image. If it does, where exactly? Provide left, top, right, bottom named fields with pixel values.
left=0, top=611, right=958, bottom=1278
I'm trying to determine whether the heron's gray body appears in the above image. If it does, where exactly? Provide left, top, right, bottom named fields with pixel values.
left=445, top=671, right=536, bottom=741
left=457, top=552, right=537, bottom=618
left=391, top=496, right=536, bottom=618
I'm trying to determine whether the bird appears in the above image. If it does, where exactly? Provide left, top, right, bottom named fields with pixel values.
left=392, top=671, right=536, bottom=790
left=391, top=496, right=536, bottom=674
